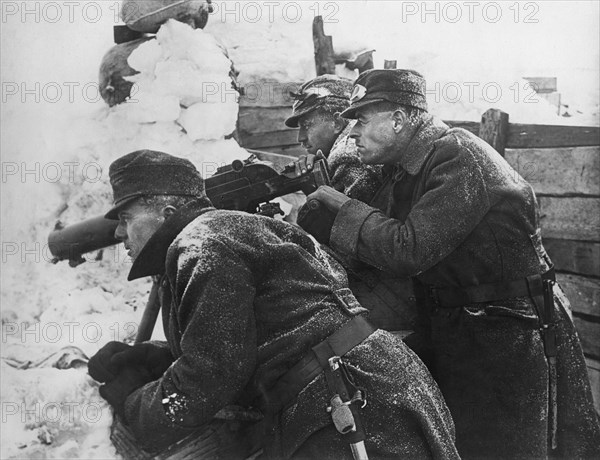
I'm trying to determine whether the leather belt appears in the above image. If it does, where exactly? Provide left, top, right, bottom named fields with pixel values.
left=419, top=268, right=555, bottom=308
left=257, top=315, right=376, bottom=415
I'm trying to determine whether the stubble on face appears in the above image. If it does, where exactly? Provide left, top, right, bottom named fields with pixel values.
left=116, top=201, right=165, bottom=261
left=297, top=111, right=338, bottom=156
left=351, top=105, right=399, bottom=165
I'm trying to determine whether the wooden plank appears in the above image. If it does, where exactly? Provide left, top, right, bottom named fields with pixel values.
left=238, top=107, right=293, bottom=135
left=479, top=109, right=509, bottom=156
left=522, top=77, right=557, bottom=93
left=239, top=81, right=301, bottom=108
left=313, top=16, right=335, bottom=76
left=556, top=273, right=599, bottom=317
left=443, top=120, right=480, bottom=136
left=505, top=146, right=600, bottom=196
left=573, top=317, right=600, bottom=359
left=240, top=129, right=299, bottom=150
left=546, top=239, right=600, bottom=277
left=506, top=123, right=600, bottom=148
left=585, top=358, right=600, bottom=414
left=539, top=197, right=600, bottom=241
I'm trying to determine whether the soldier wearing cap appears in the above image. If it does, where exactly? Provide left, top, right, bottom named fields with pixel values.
left=286, top=75, right=383, bottom=203
left=288, top=75, right=418, bottom=335
left=298, top=69, right=600, bottom=458
left=87, top=150, right=460, bottom=458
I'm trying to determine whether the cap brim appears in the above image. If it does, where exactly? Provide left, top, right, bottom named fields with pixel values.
left=284, top=106, right=319, bottom=128
left=104, top=195, right=140, bottom=220
left=339, top=98, right=386, bottom=119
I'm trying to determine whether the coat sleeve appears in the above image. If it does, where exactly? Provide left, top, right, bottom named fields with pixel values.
left=123, top=236, right=257, bottom=452
left=330, top=140, right=492, bottom=276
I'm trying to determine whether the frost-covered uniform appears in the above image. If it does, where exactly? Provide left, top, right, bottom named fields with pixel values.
left=328, top=114, right=600, bottom=458
left=327, top=122, right=418, bottom=332
left=122, top=199, right=459, bottom=459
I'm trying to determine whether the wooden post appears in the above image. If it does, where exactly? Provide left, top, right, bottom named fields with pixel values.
left=384, top=60, right=397, bottom=69
left=313, top=16, right=335, bottom=76
left=479, top=108, right=509, bottom=157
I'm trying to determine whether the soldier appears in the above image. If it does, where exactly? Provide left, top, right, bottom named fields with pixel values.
left=285, top=74, right=382, bottom=203
left=297, top=69, right=600, bottom=458
left=287, top=75, right=418, bottom=335
left=87, top=150, right=460, bottom=459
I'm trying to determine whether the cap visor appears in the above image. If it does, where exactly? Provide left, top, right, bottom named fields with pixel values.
left=340, top=98, right=386, bottom=119
left=104, top=195, right=140, bottom=220
left=284, top=106, right=319, bottom=128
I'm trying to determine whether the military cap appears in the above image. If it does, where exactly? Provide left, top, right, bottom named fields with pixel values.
left=285, top=75, right=353, bottom=128
left=340, top=69, right=428, bottom=119
left=105, top=149, right=204, bottom=220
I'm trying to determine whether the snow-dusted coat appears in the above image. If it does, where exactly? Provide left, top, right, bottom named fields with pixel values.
left=329, top=115, right=600, bottom=458
left=327, top=122, right=418, bottom=333
left=122, top=199, right=459, bottom=459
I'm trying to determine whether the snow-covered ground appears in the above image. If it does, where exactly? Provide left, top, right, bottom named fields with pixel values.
left=1, top=1, right=598, bottom=458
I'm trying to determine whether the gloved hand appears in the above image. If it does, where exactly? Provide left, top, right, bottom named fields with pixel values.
left=88, top=341, right=132, bottom=383
left=99, top=366, right=154, bottom=418
left=298, top=199, right=338, bottom=245
left=110, top=342, right=174, bottom=380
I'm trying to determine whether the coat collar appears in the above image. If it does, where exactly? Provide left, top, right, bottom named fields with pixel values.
left=128, top=197, right=215, bottom=281
left=397, top=115, right=449, bottom=176
left=330, top=119, right=356, bottom=153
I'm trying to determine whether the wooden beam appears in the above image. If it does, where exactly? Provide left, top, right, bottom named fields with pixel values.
left=443, top=120, right=480, bottom=136
left=573, top=317, right=600, bottom=359
left=238, top=107, right=293, bottom=134
left=557, top=273, right=600, bottom=317
left=240, top=129, right=299, bottom=149
left=539, top=197, right=600, bottom=241
left=479, top=108, right=509, bottom=156
left=504, top=146, right=600, bottom=196
left=546, top=239, right=600, bottom=277
left=506, top=123, right=600, bottom=149
left=313, top=16, right=335, bottom=76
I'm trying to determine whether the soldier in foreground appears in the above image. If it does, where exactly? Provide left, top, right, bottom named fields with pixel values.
left=287, top=75, right=418, bottom=334
left=88, top=150, right=460, bottom=459
left=298, top=69, right=600, bottom=458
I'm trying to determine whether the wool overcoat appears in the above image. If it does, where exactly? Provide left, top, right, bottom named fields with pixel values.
left=328, top=122, right=418, bottom=333
left=328, top=115, right=600, bottom=458
left=121, top=200, right=460, bottom=459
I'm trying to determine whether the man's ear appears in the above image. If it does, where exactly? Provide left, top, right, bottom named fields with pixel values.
left=332, top=112, right=347, bottom=133
left=391, top=109, right=407, bottom=133
left=162, top=206, right=177, bottom=219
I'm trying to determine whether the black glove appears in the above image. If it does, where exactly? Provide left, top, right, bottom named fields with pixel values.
left=110, top=342, right=175, bottom=380
left=88, top=341, right=132, bottom=383
left=297, top=199, right=337, bottom=245
left=99, top=366, right=154, bottom=418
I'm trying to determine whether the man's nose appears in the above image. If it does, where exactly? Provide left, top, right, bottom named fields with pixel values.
left=114, top=222, right=127, bottom=241
left=349, top=127, right=359, bottom=140
left=297, top=128, right=307, bottom=143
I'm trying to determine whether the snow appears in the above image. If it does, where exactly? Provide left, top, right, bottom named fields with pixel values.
left=1, top=1, right=598, bottom=459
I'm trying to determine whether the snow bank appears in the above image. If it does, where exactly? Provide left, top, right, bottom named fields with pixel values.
left=1, top=14, right=246, bottom=459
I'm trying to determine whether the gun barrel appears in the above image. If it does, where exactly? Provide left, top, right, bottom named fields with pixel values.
left=48, top=216, right=119, bottom=262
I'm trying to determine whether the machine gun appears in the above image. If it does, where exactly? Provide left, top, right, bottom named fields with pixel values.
left=48, top=154, right=329, bottom=266
left=48, top=153, right=329, bottom=344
